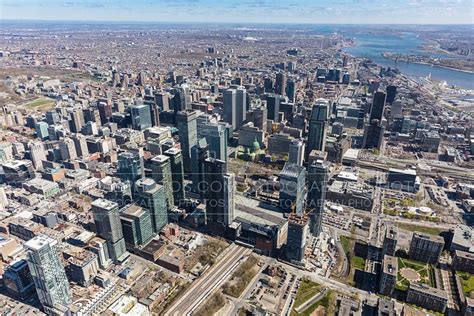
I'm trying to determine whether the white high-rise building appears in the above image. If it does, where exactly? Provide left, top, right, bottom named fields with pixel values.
left=0, top=142, right=13, bottom=162
left=0, top=187, right=8, bottom=211
left=25, top=235, right=72, bottom=313
left=288, top=139, right=304, bottom=166
left=223, top=173, right=235, bottom=226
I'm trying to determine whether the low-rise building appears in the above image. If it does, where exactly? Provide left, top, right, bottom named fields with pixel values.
left=387, top=168, right=420, bottom=192
left=452, top=250, right=474, bottom=274
left=22, top=178, right=60, bottom=198
left=450, top=224, right=473, bottom=253
left=326, top=180, right=374, bottom=211
left=407, top=283, right=448, bottom=313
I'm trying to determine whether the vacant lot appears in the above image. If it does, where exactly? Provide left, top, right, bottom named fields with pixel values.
left=194, top=292, right=226, bottom=316
left=222, top=255, right=259, bottom=298
left=184, top=238, right=228, bottom=272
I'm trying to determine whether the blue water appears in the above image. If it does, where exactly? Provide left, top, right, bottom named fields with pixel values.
left=343, top=32, right=474, bottom=89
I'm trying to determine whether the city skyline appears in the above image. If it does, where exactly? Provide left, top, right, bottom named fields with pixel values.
left=0, top=1, right=473, bottom=314
left=1, top=0, right=473, bottom=24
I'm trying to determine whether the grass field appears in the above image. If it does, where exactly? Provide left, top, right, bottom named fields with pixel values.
left=338, top=235, right=361, bottom=286
left=339, top=235, right=351, bottom=253
left=458, top=272, right=474, bottom=298
left=291, top=279, right=335, bottom=316
left=293, top=279, right=322, bottom=309
left=291, top=290, right=336, bottom=316
left=396, top=222, right=444, bottom=236
left=396, top=258, right=433, bottom=291
left=352, top=256, right=366, bottom=271
left=25, top=98, right=55, bottom=110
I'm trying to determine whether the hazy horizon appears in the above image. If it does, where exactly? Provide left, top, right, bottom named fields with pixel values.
left=1, top=0, right=473, bottom=25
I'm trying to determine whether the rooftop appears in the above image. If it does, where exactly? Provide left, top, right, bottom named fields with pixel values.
left=164, top=147, right=181, bottom=155
left=151, top=154, right=169, bottom=163
left=25, top=234, right=57, bottom=251
left=235, top=195, right=285, bottom=227
left=452, top=224, right=473, bottom=252
left=383, top=255, right=398, bottom=275
left=389, top=168, right=417, bottom=176
left=280, top=162, right=305, bottom=179
left=409, top=283, right=448, bottom=300
left=91, top=198, right=118, bottom=211
left=121, top=204, right=145, bottom=217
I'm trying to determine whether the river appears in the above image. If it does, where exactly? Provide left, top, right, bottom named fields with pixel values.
left=342, top=32, right=474, bottom=90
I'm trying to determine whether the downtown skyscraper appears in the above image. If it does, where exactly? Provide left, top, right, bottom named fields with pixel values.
left=224, top=86, right=247, bottom=130
left=134, top=178, right=168, bottom=233
left=306, top=99, right=329, bottom=161
left=148, top=154, right=174, bottom=211
left=363, top=91, right=386, bottom=149
left=92, top=199, right=128, bottom=263
left=176, top=109, right=198, bottom=173
left=203, top=158, right=235, bottom=227
left=25, top=234, right=72, bottom=314
left=198, top=119, right=228, bottom=162
left=307, top=160, right=328, bottom=236
left=279, top=162, right=306, bottom=214
left=164, top=148, right=185, bottom=206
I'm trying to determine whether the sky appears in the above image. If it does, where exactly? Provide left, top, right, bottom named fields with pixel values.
left=1, top=0, right=473, bottom=24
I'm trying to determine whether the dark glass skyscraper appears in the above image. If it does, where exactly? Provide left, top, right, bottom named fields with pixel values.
left=203, top=158, right=235, bottom=227
left=3, top=259, right=36, bottom=300
left=236, top=86, right=247, bottom=129
left=307, top=160, right=328, bottom=236
left=171, top=85, right=189, bottom=114
left=164, top=148, right=185, bottom=206
left=120, top=204, right=154, bottom=248
left=265, top=93, right=281, bottom=122
left=363, top=123, right=385, bottom=149
left=191, top=138, right=210, bottom=196
left=117, top=151, right=142, bottom=186
left=176, top=110, right=198, bottom=173
left=386, top=85, right=397, bottom=104
left=370, top=91, right=386, bottom=123
left=198, top=120, right=228, bottom=162
left=286, top=213, right=309, bottom=263
left=286, top=79, right=296, bottom=103
left=306, top=99, right=329, bottom=161
left=364, top=91, right=386, bottom=150
left=275, top=72, right=286, bottom=96
left=98, top=100, right=112, bottom=125
left=223, top=88, right=237, bottom=129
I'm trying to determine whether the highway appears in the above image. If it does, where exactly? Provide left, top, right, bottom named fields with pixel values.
left=165, top=243, right=252, bottom=316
